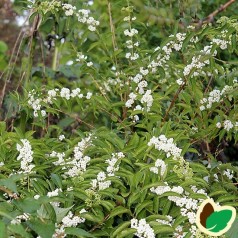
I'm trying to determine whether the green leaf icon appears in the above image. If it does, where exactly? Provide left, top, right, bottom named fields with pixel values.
left=206, top=210, right=233, bottom=233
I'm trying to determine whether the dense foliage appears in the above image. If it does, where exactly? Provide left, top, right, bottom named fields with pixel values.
left=0, top=0, right=238, bottom=237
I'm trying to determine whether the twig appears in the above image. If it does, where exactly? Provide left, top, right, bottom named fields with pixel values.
left=54, top=108, right=95, bottom=129
left=163, top=82, right=187, bottom=122
left=197, top=0, right=236, bottom=27
left=90, top=214, right=110, bottom=232
left=107, top=1, right=117, bottom=51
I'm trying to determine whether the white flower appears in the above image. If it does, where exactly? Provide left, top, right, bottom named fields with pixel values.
left=47, top=188, right=62, bottom=197
left=123, top=16, right=130, bottom=21
left=16, top=139, right=35, bottom=174
left=88, top=25, right=96, bottom=31
left=223, top=120, right=233, bottom=131
left=125, top=99, right=134, bottom=108
left=59, top=135, right=65, bottom=141
left=223, top=169, right=233, bottom=180
left=86, top=92, right=92, bottom=99
left=62, top=3, right=76, bottom=16
left=176, top=78, right=184, bottom=86
left=98, top=180, right=111, bottom=190
left=148, top=135, right=181, bottom=159
left=97, top=172, right=106, bottom=181
left=131, top=218, right=155, bottom=238
left=87, top=61, right=93, bottom=67
left=60, top=88, right=71, bottom=100
left=124, top=28, right=138, bottom=37
left=216, top=122, right=221, bottom=128
left=141, top=90, right=153, bottom=111
left=34, top=195, right=40, bottom=199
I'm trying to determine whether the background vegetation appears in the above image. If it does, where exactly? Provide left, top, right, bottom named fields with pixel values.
left=0, top=0, right=238, bottom=237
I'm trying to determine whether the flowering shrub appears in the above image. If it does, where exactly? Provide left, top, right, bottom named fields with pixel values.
left=1, top=0, right=238, bottom=237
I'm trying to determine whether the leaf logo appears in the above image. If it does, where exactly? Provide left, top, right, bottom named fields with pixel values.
left=196, top=198, right=236, bottom=236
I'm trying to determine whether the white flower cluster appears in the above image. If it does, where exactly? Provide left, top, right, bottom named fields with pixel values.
left=148, top=135, right=182, bottom=159
left=11, top=213, right=30, bottom=225
left=125, top=40, right=139, bottom=49
left=183, top=29, right=232, bottom=78
left=64, top=136, right=92, bottom=177
left=124, top=28, right=138, bottom=37
left=176, top=78, right=184, bottom=86
left=50, top=136, right=92, bottom=178
left=91, top=152, right=124, bottom=190
left=76, top=9, right=99, bottom=31
left=156, top=215, right=173, bottom=226
left=131, top=218, right=155, bottom=238
left=125, top=92, right=137, bottom=108
left=46, top=88, right=59, bottom=103
left=169, top=33, right=186, bottom=51
left=183, top=54, right=210, bottom=77
left=53, top=209, right=87, bottom=238
left=212, top=30, right=231, bottom=50
left=223, top=169, right=233, bottom=180
left=62, top=210, right=86, bottom=227
left=28, top=90, right=45, bottom=117
left=138, top=80, right=148, bottom=92
left=28, top=87, right=91, bottom=118
left=151, top=184, right=208, bottom=237
left=59, top=135, right=65, bottom=141
left=16, top=139, right=35, bottom=174
left=91, top=171, right=111, bottom=190
left=47, top=188, right=62, bottom=197
left=141, top=90, right=153, bottom=111
left=150, top=183, right=184, bottom=196
left=50, top=151, right=65, bottom=166
left=149, top=33, right=186, bottom=73
left=168, top=194, right=205, bottom=227
left=75, top=52, right=88, bottom=63
left=200, top=82, right=237, bottom=111
left=216, top=120, right=237, bottom=131
left=123, top=16, right=136, bottom=22
left=62, top=3, right=76, bottom=16
left=106, top=152, right=125, bottom=176
left=94, top=175, right=109, bottom=190
left=75, top=52, right=94, bottom=67
left=149, top=158, right=167, bottom=176
left=126, top=67, right=154, bottom=114
left=199, top=89, right=221, bottom=110
left=224, top=120, right=234, bottom=131
left=60, top=87, right=84, bottom=100
left=124, top=28, right=139, bottom=61
left=173, top=225, right=189, bottom=238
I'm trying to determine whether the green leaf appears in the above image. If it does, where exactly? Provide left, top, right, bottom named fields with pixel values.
left=8, top=224, right=31, bottom=238
left=0, top=221, right=7, bottom=238
left=13, top=198, right=41, bottom=214
left=0, top=178, right=18, bottom=193
left=135, top=200, right=153, bottom=215
left=65, top=227, right=95, bottom=237
left=206, top=210, right=233, bottom=232
left=111, top=221, right=131, bottom=238
left=118, top=228, right=136, bottom=238
left=0, top=41, right=8, bottom=53
left=109, top=206, right=131, bottom=219
left=52, top=205, right=74, bottom=223
left=226, top=217, right=238, bottom=238
left=27, top=219, right=55, bottom=238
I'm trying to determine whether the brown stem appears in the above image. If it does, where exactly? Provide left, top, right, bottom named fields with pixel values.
left=198, top=0, right=236, bottom=27
left=163, top=82, right=187, bottom=122
left=107, top=1, right=117, bottom=51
